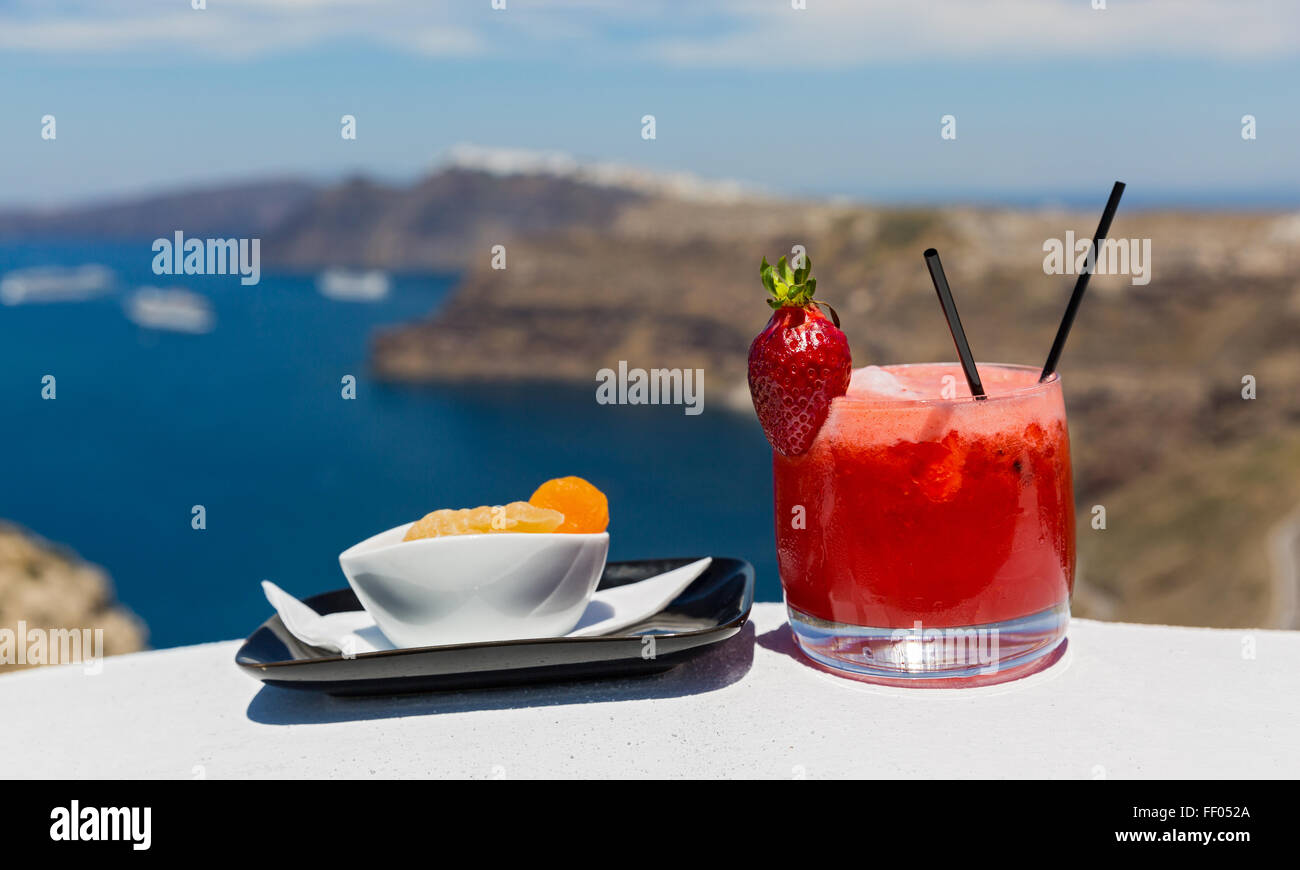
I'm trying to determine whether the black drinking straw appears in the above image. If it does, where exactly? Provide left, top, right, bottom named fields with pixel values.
left=924, top=248, right=986, bottom=400
left=1039, top=180, right=1126, bottom=381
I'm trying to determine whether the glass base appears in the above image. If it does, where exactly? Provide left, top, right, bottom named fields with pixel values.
left=786, top=602, right=1069, bottom=688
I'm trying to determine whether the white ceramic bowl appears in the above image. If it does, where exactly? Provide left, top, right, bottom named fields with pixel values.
left=338, top=524, right=609, bottom=648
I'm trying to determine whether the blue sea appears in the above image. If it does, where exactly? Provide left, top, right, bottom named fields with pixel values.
left=0, top=241, right=779, bottom=648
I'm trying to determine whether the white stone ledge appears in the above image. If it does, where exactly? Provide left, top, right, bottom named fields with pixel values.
left=2, top=604, right=1296, bottom=779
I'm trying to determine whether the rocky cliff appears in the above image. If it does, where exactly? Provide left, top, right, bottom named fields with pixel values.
left=0, top=523, right=145, bottom=672
left=0, top=179, right=317, bottom=241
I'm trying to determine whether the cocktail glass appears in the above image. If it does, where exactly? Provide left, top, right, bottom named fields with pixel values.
left=773, top=362, right=1074, bottom=687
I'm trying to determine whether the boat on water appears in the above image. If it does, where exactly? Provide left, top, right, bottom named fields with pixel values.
left=316, top=268, right=391, bottom=301
left=0, top=264, right=115, bottom=305
left=124, top=287, right=216, bottom=334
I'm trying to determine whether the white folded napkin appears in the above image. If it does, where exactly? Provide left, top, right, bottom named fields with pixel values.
left=262, top=557, right=712, bottom=655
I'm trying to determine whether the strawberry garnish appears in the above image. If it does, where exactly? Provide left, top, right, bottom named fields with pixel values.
left=747, top=254, right=852, bottom=456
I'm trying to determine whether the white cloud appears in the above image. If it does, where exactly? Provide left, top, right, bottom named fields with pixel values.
left=0, top=0, right=486, bottom=58
left=0, top=0, right=1295, bottom=62
left=650, top=0, right=1300, bottom=66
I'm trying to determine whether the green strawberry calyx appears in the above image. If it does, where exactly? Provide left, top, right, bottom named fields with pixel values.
left=759, top=254, right=840, bottom=326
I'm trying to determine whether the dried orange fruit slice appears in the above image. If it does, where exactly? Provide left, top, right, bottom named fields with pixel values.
left=528, top=477, right=609, bottom=534
left=403, top=501, right=564, bottom=541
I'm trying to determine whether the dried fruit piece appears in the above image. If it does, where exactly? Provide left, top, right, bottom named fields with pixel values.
left=528, top=477, right=610, bottom=534
left=403, top=501, right=564, bottom=541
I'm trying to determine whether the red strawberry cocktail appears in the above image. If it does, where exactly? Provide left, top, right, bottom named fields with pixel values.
left=773, top=363, right=1074, bottom=685
left=747, top=256, right=1074, bottom=686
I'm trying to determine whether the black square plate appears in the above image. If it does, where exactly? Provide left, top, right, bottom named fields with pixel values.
left=235, top=557, right=754, bottom=696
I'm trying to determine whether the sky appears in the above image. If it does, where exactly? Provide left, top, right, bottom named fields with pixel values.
left=1, top=0, right=1298, bottom=208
